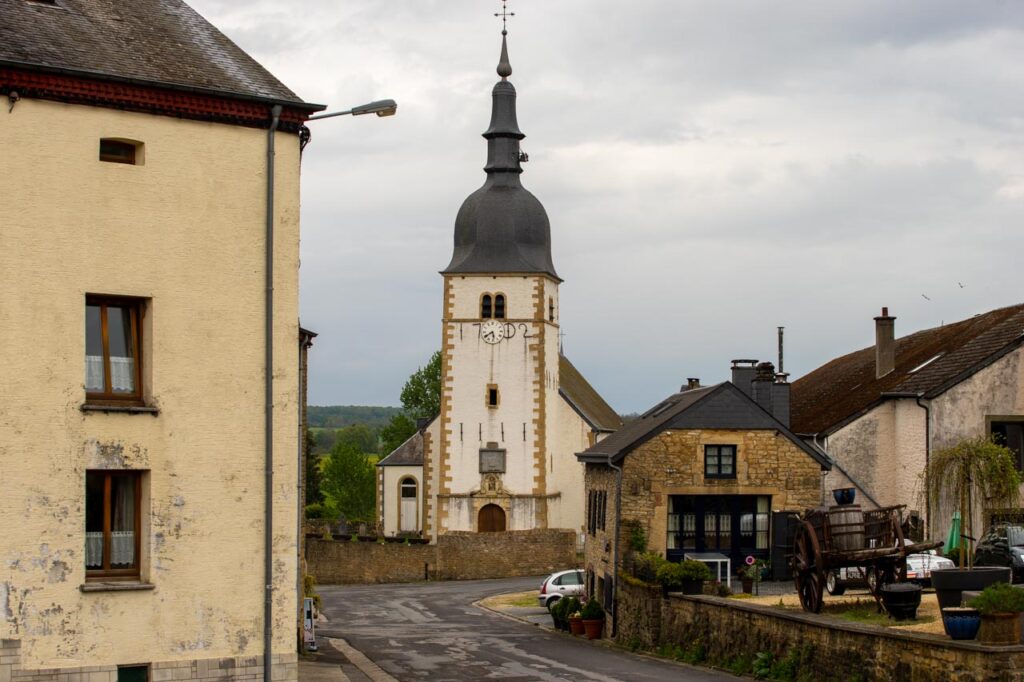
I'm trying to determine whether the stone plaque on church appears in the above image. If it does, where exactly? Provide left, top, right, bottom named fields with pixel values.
left=479, top=448, right=506, bottom=473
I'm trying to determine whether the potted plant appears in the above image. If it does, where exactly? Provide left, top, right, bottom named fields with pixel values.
left=550, top=597, right=570, bottom=632
left=832, top=487, right=856, bottom=506
left=941, top=606, right=982, bottom=641
left=968, top=582, right=1024, bottom=645
left=739, top=558, right=769, bottom=594
left=565, top=597, right=584, bottom=636
left=580, top=598, right=605, bottom=640
left=924, top=437, right=1019, bottom=610
left=679, top=559, right=713, bottom=595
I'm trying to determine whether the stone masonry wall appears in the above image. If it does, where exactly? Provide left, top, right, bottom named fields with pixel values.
left=307, top=529, right=575, bottom=584
left=615, top=581, right=1024, bottom=682
left=0, top=640, right=296, bottom=682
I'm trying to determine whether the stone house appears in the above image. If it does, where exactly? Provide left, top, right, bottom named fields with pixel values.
left=375, top=32, right=620, bottom=541
left=0, top=2, right=322, bottom=681
left=791, top=304, right=1024, bottom=539
left=577, top=364, right=830, bottom=621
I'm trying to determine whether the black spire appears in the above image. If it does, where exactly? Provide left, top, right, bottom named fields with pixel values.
left=443, top=29, right=559, bottom=280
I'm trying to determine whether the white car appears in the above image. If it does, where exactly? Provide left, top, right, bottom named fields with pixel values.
left=825, top=550, right=955, bottom=595
left=537, top=569, right=585, bottom=609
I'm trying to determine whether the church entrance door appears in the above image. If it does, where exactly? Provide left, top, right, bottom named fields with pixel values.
left=478, top=504, right=506, bottom=532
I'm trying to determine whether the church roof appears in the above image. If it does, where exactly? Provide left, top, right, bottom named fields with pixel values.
left=0, top=0, right=315, bottom=106
left=577, top=382, right=829, bottom=469
left=791, top=303, right=1024, bottom=435
left=559, top=355, right=622, bottom=432
left=377, top=423, right=432, bottom=467
left=442, top=31, right=558, bottom=280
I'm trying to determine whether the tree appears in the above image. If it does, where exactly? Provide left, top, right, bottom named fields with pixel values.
left=924, top=436, right=1021, bottom=569
left=335, top=423, right=379, bottom=454
left=305, top=429, right=323, bottom=506
left=400, top=351, right=441, bottom=419
left=320, top=441, right=376, bottom=523
left=380, top=413, right=417, bottom=456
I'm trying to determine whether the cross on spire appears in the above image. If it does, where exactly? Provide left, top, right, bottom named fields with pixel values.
left=494, top=0, right=514, bottom=34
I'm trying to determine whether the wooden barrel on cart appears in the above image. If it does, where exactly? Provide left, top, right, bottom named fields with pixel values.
left=827, top=504, right=864, bottom=552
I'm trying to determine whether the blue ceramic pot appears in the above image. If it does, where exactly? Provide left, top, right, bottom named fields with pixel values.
left=942, top=608, right=981, bottom=640
left=832, top=488, right=856, bottom=505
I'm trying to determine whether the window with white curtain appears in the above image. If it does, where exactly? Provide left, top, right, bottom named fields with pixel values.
left=85, top=295, right=144, bottom=404
left=86, top=470, right=144, bottom=578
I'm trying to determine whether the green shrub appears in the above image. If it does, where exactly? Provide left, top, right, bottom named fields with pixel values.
left=944, top=546, right=962, bottom=567
left=580, top=598, right=604, bottom=620
left=715, top=582, right=733, bottom=597
left=627, top=520, right=648, bottom=553
left=303, top=574, right=321, bottom=610
left=752, top=651, right=774, bottom=679
left=563, top=596, right=582, bottom=617
left=679, top=559, right=713, bottom=581
left=633, top=551, right=668, bottom=583
left=968, top=582, right=1024, bottom=614
left=655, top=561, right=684, bottom=591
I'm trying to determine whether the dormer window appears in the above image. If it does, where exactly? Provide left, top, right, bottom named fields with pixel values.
left=494, top=294, right=506, bottom=319
left=481, top=294, right=493, bottom=319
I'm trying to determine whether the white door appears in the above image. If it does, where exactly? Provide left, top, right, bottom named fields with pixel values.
left=400, top=479, right=417, bottom=532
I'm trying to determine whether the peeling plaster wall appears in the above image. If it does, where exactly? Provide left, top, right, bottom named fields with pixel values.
left=0, top=99, right=300, bottom=671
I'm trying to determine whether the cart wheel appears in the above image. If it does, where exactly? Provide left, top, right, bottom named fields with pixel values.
left=793, top=522, right=824, bottom=613
left=826, top=571, right=845, bottom=596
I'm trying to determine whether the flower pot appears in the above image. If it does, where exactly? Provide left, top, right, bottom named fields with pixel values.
left=568, top=616, right=584, bottom=636
left=741, top=578, right=754, bottom=594
left=681, top=578, right=704, bottom=595
left=582, top=618, right=603, bottom=640
left=941, top=607, right=981, bottom=640
left=931, top=567, right=1012, bottom=610
left=880, top=583, right=922, bottom=621
left=979, top=612, right=1022, bottom=645
left=832, top=487, right=856, bottom=505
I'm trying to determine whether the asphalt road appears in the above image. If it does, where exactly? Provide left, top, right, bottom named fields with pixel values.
left=317, top=576, right=739, bottom=682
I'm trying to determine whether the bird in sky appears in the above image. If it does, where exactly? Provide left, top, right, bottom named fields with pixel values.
left=922, top=294, right=931, bottom=301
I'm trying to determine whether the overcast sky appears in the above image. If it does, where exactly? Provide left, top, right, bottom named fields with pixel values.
left=190, top=0, right=1024, bottom=414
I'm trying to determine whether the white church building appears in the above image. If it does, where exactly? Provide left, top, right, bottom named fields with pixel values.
left=376, top=31, right=620, bottom=541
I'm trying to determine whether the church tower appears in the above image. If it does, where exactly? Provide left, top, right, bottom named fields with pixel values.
left=426, top=29, right=564, bottom=538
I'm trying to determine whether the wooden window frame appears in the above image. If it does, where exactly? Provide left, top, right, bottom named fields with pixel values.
left=86, top=295, right=144, bottom=405
left=704, top=444, right=737, bottom=479
left=86, top=470, right=142, bottom=581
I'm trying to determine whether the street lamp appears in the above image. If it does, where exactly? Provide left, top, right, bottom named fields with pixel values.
left=300, top=99, right=397, bottom=153
left=307, top=99, right=398, bottom=121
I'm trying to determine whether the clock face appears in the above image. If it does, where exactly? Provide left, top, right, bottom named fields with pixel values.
left=480, top=319, right=506, bottom=344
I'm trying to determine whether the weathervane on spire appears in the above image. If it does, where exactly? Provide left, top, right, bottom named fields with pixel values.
left=495, top=0, right=514, bottom=35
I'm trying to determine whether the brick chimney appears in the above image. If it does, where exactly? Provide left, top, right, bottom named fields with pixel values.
left=752, top=362, right=775, bottom=413
left=875, top=307, right=896, bottom=379
left=730, top=359, right=758, bottom=398
left=683, top=378, right=701, bottom=391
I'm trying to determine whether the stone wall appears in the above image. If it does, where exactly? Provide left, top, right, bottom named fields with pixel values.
left=0, top=639, right=296, bottom=682
left=307, top=529, right=576, bottom=584
left=615, top=581, right=1024, bottom=681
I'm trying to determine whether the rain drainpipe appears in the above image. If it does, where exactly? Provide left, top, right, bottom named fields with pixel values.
left=264, top=104, right=282, bottom=682
left=916, top=395, right=931, bottom=536
left=607, top=456, right=623, bottom=639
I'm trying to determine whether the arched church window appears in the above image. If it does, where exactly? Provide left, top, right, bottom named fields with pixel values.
left=494, top=294, right=506, bottom=319
left=481, top=294, right=493, bottom=319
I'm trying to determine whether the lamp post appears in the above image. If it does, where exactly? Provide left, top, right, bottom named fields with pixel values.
left=299, top=99, right=397, bottom=152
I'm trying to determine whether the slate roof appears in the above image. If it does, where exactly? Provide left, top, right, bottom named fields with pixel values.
left=791, top=303, right=1024, bottom=435
left=560, top=355, right=622, bottom=432
left=0, top=0, right=313, bottom=105
left=577, top=382, right=829, bottom=469
left=377, top=423, right=430, bottom=467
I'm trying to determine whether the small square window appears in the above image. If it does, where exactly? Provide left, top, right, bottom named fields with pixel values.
left=990, top=420, right=1024, bottom=471
left=704, top=445, right=737, bottom=479
left=86, top=470, right=144, bottom=579
left=100, top=139, right=140, bottom=165
left=86, top=295, right=144, bottom=404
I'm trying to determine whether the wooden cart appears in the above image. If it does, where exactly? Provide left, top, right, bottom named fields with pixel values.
left=789, top=504, right=942, bottom=613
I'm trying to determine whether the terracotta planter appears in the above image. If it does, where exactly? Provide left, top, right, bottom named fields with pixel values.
left=568, top=616, right=584, bottom=636
left=582, top=618, right=603, bottom=640
left=979, top=612, right=1022, bottom=645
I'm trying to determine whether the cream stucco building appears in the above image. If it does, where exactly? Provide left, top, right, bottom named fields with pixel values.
left=792, top=304, right=1024, bottom=540
left=376, top=33, right=620, bottom=541
left=0, top=2, right=321, bottom=681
